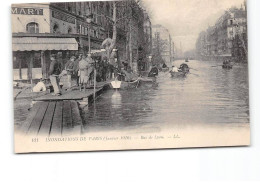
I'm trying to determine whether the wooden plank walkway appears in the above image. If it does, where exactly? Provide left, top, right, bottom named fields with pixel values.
left=33, top=82, right=110, bottom=102
left=20, top=100, right=82, bottom=136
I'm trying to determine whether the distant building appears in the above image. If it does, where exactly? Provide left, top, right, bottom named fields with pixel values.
left=196, top=3, right=247, bottom=62
left=152, top=24, right=174, bottom=65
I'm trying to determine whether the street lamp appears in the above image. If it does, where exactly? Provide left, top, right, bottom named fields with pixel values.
left=86, top=14, right=93, bottom=54
left=85, top=14, right=97, bottom=99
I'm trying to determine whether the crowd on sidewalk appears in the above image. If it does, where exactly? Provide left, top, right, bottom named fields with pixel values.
left=37, top=52, right=115, bottom=96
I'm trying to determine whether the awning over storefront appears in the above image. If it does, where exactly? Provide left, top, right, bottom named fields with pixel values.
left=12, top=37, right=78, bottom=51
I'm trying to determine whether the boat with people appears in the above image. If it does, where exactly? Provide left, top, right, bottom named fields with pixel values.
left=222, top=64, right=232, bottom=69
left=222, top=60, right=233, bottom=69
left=110, top=66, right=157, bottom=89
left=161, top=67, right=169, bottom=72
left=110, top=77, right=156, bottom=90
left=161, top=63, right=169, bottom=72
left=170, top=63, right=190, bottom=78
left=170, top=71, right=189, bottom=77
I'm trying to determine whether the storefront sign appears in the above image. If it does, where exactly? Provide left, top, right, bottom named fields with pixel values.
left=11, top=7, right=43, bottom=15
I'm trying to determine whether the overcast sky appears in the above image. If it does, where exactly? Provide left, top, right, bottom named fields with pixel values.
left=142, top=0, right=246, bottom=52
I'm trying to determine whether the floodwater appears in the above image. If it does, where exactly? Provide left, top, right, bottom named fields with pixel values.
left=82, top=60, right=250, bottom=134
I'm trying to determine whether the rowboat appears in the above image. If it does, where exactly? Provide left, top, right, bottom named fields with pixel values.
left=222, top=64, right=232, bottom=69
left=110, top=79, right=139, bottom=89
left=170, top=63, right=190, bottom=78
left=170, top=71, right=189, bottom=78
left=161, top=67, right=169, bottom=72
left=110, top=77, right=157, bottom=89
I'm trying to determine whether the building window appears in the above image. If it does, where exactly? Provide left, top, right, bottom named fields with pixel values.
left=26, top=22, right=39, bottom=33
left=68, top=27, right=72, bottom=34
left=82, top=26, right=85, bottom=35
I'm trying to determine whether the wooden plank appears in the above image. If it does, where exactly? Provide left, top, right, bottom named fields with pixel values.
left=38, top=102, right=56, bottom=136
left=63, top=101, right=72, bottom=127
left=62, top=101, right=73, bottom=136
left=50, top=101, right=63, bottom=136
left=19, top=102, right=41, bottom=135
left=71, top=100, right=82, bottom=126
left=70, top=100, right=82, bottom=135
left=27, top=102, right=49, bottom=136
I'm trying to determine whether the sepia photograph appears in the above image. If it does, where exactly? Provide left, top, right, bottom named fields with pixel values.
left=12, top=0, right=250, bottom=153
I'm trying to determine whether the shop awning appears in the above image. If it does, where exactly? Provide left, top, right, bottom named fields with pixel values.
left=12, top=37, right=78, bottom=51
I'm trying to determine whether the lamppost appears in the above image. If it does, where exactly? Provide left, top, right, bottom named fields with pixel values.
left=86, top=14, right=97, bottom=99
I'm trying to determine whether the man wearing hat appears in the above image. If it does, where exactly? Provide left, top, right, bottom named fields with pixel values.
left=65, top=55, right=76, bottom=89
left=171, top=65, right=179, bottom=73
left=73, top=53, right=83, bottom=86
left=148, top=64, right=159, bottom=77
left=49, top=54, right=62, bottom=96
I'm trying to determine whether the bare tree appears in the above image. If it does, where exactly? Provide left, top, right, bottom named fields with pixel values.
left=102, top=0, right=149, bottom=68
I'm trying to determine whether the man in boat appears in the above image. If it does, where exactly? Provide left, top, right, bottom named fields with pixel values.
left=179, top=63, right=189, bottom=73
left=148, top=64, right=159, bottom=77
left=120, top=66, right=138, bottom=82
left=170, top=65, right=179, bottom=73
left=162, top=62, right=167, bottom=68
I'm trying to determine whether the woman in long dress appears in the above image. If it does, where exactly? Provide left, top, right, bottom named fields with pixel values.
left=78, top=54, right=94, bottom=91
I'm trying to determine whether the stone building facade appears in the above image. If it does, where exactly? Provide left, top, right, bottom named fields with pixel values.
left=12, top=1, right=153, bottom=80
left=152, top=24, right=174, bottom=65
left=196, top=3, right=247, bottom=62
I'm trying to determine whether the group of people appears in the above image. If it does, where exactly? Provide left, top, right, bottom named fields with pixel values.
left=49, top=53, right=96, bottom=95
left=170, top=63, right=190, bottom=73
left=33, top=53, right=101, bottom=95
left=223, top=59, right=231, bottom=66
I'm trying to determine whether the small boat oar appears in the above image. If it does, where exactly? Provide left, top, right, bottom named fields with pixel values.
left=136, top=79, right=140, bottom=88
left=211, top=65, right=222, bottom=67
left=190, top=73, right=199, bottom=77
left=189, top=68, right=198, bottom=71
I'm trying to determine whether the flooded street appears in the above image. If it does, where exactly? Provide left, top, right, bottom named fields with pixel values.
left=82, top=60, right=250, bottom=133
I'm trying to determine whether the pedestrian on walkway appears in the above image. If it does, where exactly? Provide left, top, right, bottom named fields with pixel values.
left=78, top=53, right=94, bottom=91
left=49, top=54, right=62, bottom=96
left=73, top=53, right=83, bottom=86
left=65, top=55, right=76, bottom=89
left=87, top=54, right=95, bottom=85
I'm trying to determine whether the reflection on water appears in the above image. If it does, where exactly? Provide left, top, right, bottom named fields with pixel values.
left=111, top=91, right=122, bottom=109
left=82, top=60, right=249, bottom=133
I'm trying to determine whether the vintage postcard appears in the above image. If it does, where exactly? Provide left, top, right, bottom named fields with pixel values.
left=12, top=0, right=250, bottom=153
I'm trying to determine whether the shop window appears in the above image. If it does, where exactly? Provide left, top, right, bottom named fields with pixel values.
left=26, top=22, right=39, bottom=33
